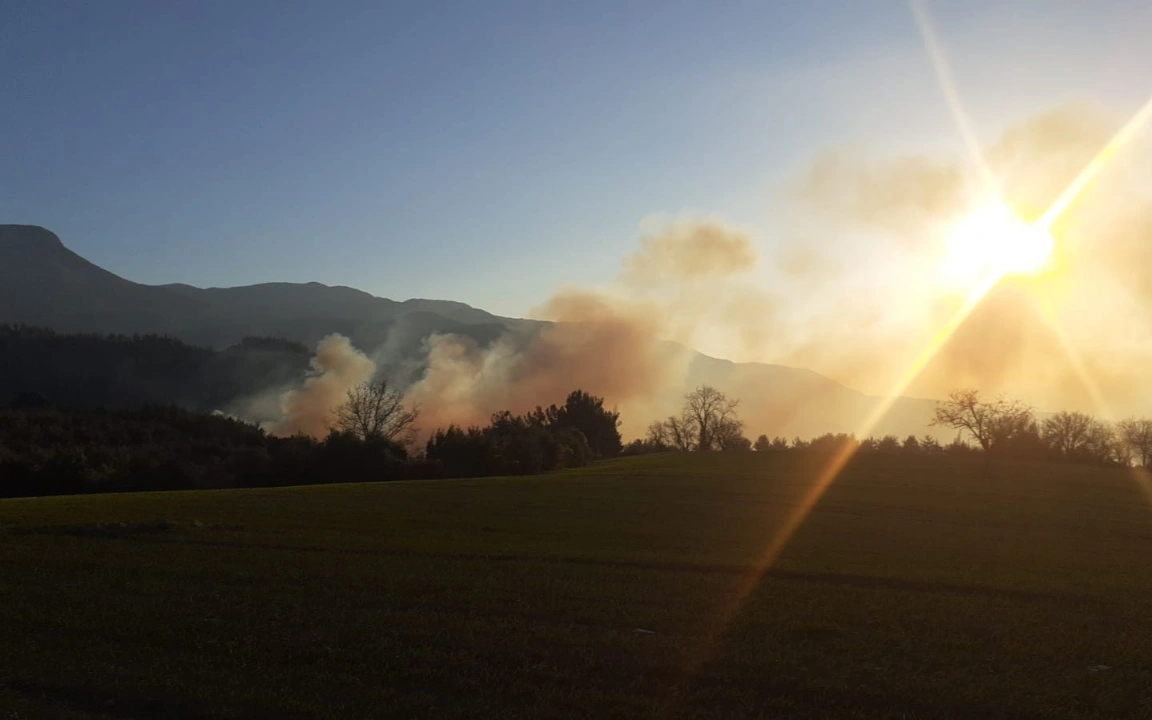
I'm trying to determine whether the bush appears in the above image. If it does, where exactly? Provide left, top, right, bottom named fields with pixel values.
left=426, top=410, right=594, bottom=479
left=0, top=406, right=428, bottom=498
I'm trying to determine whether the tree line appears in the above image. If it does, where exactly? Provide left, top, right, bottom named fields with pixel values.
left=0, top=385, right=622, bottom=498
left=0, top=324, right=311, bottom=411
left=5, top=360, right=1152, bottom=499
left=930, top=389, right=1152, bottom=467
left=625, top=386, right=1152, bottom=469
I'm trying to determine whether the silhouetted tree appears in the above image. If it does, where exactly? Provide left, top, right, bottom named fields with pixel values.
left=684, top=386, right=741, bottom=452
left=1118, top=418, right=1152, bottom=467
left=425, top=404, right=593, bottom=478
left=333, top=379, right=419, bottom=444
left=714, top=417, right=749, bottom=451
left=425, top=425, right=490, bottom=477
left=0, top=325, right=311, bottom=413
left=1042, top=411, right=1120, bottom=465
left=620, top=438, right=669, bottom=456
left=807, top=433, right=857, bottom=455
left=1041, top=411, right=1093, bottom=459
left=992, top=414, right=1046, bottom=461
left=944, top=435, right=975, bottom=455
left=647, top=416, right=695, bottom=452
left=648, top=387, right=744, bottom=453
left=876, top=435, right=901, bottom=453
left=539, top=390, right=621, bottom=459
left=932, top=390, right=1034, bottom=461
left=1082, top=420, right=1123, bottom=466
left=753, top=434, right=771, bottom=452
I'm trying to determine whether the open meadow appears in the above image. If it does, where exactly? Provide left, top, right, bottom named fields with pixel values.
left=2, top=452, right=1151, bottom=719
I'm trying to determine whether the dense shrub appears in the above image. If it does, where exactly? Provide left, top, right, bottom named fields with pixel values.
left=0, top=325, right=310, bottom=413
left=0, top=406, right=432, bottom=498
left=0, top=389, right=607, bottom=497
left=426, top=410, right=593, bottom=478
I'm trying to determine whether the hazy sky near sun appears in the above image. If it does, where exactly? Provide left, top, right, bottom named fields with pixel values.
left=4, top=0, right=1152, bottom=323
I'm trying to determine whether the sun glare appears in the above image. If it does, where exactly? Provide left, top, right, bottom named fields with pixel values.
left=945, top=201, right=1055, bottom=282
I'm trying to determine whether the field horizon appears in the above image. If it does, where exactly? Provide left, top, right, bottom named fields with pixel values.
left=3, top=452, right=1151, bottom=718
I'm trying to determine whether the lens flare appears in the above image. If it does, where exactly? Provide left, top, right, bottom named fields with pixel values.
left=945, top=201, right=1055, bottom=282
left=669, top=4, right=1152, bottom=709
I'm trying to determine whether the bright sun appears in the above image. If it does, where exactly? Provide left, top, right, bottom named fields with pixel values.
left=945, top=201, right=1055, bottom=282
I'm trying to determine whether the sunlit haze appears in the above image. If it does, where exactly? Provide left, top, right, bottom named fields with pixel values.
left=944, top=200, right=1054, bottom=281
left=7, top=5, right=1152, bottom=715
left=6, top=0, right=1152, bottom=418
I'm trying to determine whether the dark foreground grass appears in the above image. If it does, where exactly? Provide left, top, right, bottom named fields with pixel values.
left=2, top=452, right=1151, bottom=719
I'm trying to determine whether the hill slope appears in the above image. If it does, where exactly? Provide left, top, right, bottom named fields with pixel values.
left=0, top=326, right=311, bottom=412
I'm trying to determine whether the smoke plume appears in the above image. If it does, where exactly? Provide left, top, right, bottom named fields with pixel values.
left=406, top=292, right=689, bottom=440
left=278, top=101, right=1152, bottom=446
left=794, top=151, right=968, bottom=237
left=403, top=218, right=769, bottom=439
left=623, top=219, right=758, bottom=284
left=265, top=334, right=376, bottom=437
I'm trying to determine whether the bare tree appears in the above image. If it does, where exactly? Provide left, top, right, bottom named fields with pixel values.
left=1082, top=420, right=1122, bottom=466
left=647, top=386, right=743, bottom=452
left=713, top=416, right=747, bottom=451
left=684, top=385, right=741, bottom=452
left=333, top=379, right=419, bottom=444
left=931, top=389, right=1034, bottom=456
left=648, top=416, right=695, bottom=451
left=646, top=420, right=671, bottom=449
left=1118, top=418, right=1152, bottom=467
left=1041, top=411, right=1093, bottom=459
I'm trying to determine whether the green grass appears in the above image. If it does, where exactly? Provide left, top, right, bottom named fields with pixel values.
left=2, top=452, right=1151, bottom=719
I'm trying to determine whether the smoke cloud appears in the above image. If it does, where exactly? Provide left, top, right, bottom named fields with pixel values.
left=403, top=218, right=772, bottom=439
left=402, top=100, right=1152, bottom=441
left=405, top=292, right=689, bottom=440
left=793, top=150, right=969, bottom=238
left=255, top=102, right=1149, bottom=446
left=623, top=219, right=758, bottom=284
left=265, top=334, right=376, bottom=437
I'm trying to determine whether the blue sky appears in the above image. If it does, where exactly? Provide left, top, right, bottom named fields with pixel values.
left=5, top=0, right=1152, bottom=317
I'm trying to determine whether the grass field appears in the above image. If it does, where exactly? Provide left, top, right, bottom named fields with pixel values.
left=2, top=452, right=1152, bottom=719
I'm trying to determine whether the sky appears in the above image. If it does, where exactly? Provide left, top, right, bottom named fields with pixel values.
left=6, top=0, right=1152, bottom=424
left=5, top=0, right=1151, bottom=317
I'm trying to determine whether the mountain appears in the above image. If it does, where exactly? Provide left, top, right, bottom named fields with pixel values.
left=0, top=225, right=204, bottom=336
left=0, top=326, right=312, bottom=414
left=0, top=225, right=512, bottom=352
left=0, top=224, right=940, bottom=438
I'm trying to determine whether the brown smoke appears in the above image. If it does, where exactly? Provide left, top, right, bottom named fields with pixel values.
left=265, top=334, right=376, bottom=438
left=406, top=291, right=686, bottom=439
left=623, top=219, right=758, bottom=284
left=404, top=218, right=769, bottom=439
left=404, top=102, right=1152, bottom=443
left=793, top=150, right=968, bottom=238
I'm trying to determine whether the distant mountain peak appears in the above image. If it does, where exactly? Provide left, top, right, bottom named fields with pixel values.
left=0, top=224, right=66, bottom=250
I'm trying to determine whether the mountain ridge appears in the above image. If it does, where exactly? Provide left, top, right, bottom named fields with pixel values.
left=0, top=224, right=941, bottom=439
